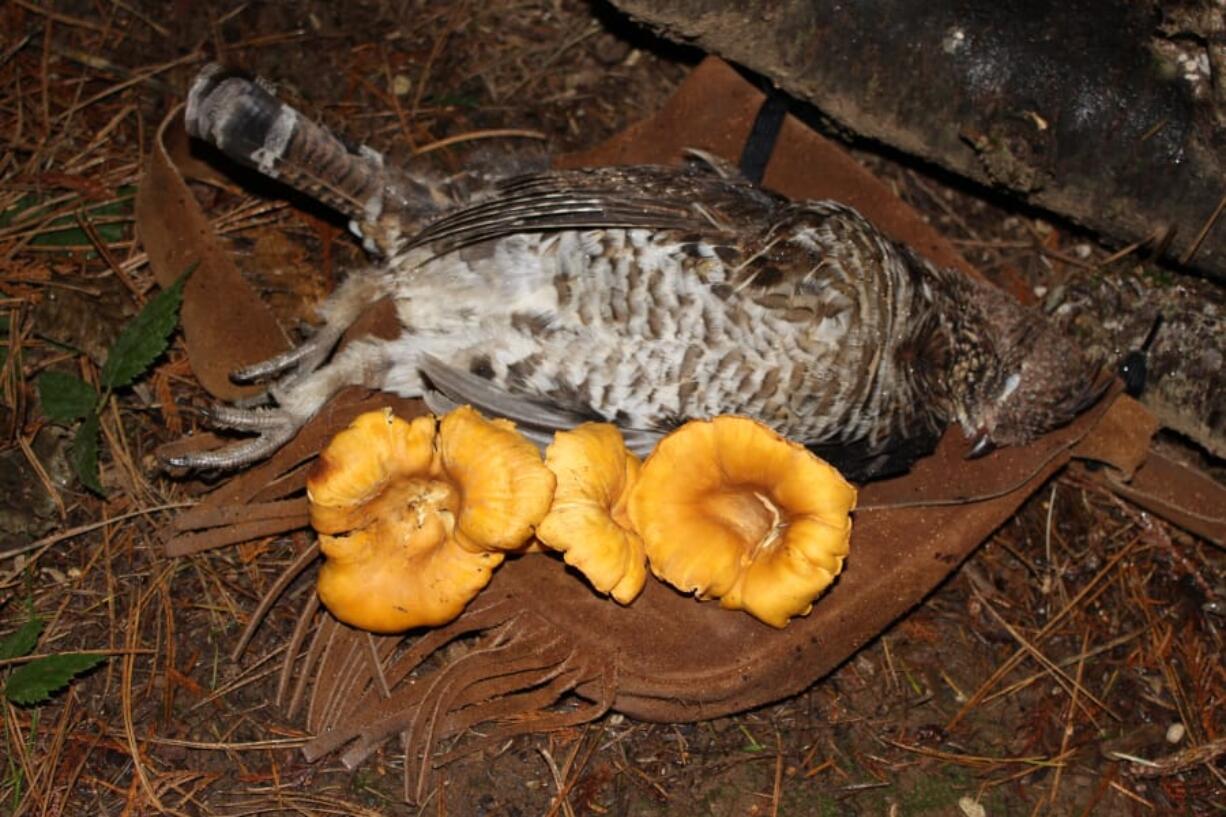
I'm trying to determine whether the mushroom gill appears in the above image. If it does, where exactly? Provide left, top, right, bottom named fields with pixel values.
left=627, top=415, right=856, bottom=627
left=308, top=406, right=555, bottom=633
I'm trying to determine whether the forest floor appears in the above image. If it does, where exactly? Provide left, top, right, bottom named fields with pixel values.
left=0, top=1, right=1222, bottom=815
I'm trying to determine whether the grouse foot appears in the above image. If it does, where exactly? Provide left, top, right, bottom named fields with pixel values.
left=161, top=412, right=297, bottom=470
left=164, top=336, right=399, bottom=471
left=230, top=330, right=339, bottom=384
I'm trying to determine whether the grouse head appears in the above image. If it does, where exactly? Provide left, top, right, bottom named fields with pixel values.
left=944, top=275, right=1105, bottom=457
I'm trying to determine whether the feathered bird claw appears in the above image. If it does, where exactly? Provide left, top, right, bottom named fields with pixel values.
left=161, top=344, right=323, bottom=470
left=163, top=327, right=394, bottom=471
left=203, top=404, right=291, bottom=430
left=160, top=411, right=297, bottom=470
left=230, top=328, right=341, bottom=384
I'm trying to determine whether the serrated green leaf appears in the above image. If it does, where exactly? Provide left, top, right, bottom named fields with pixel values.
left=71, top=414, right=103, bottom=495
left=3, top=653, right=106, bottom=706
left=100, top=271, right=188, bottom=390
left=36, top=371, right=98, bottom=423
left=0, top=618, right=43, bottom=660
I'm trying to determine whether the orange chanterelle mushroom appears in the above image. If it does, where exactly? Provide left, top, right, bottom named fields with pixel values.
left=628, top=416, right=857, bottom=628
left=308, top=406, right=555, bottom=633
left=536, top=423, right=646, bottom=604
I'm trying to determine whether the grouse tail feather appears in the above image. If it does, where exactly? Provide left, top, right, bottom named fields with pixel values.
left=185, top=63, right=430, bottom=254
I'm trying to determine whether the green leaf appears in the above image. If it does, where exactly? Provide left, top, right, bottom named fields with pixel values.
left=36, top=371, right=98, bottom=423
left=3, top=653, right=106, bottom=706
left=0, top=194, right=47, bottom=228
left=1, top=194, right=134, bottom=255
left=71, top=414, right=103, bottom=495
left=0, top=618, right=43, bottom=660
left=100, top=270, right=188, bottom=390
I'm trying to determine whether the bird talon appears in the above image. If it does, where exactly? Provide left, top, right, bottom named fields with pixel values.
left=231, top=331, right=338, bottom=384
left=203, top=404, right=292, bottom=431
left=159, top=422, right=297, bottom=471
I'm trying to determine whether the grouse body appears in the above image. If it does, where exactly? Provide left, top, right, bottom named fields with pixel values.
left=171, top=65, right=1102, bottom=480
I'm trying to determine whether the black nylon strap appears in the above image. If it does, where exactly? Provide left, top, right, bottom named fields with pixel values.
left=738, top=89, right=789, bottom=185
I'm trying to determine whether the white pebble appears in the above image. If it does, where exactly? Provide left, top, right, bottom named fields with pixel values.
left=1166, top=722, right=1186, bottom=744
left=958, top=796, right=987, bottom=817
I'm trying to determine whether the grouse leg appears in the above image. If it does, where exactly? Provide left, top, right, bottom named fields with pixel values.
left=235, top=268, right=394, bottom=385
left=166, top=337, right=401, bottom=470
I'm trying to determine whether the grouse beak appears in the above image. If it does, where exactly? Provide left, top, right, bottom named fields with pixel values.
left=966, top=429, right=996, bottom=459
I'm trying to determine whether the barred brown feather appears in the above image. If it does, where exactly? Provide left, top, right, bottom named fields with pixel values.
left=171, top=66, right=1102, bottom=480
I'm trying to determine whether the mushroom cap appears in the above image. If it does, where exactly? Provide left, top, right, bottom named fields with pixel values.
left=437, top=406, right=557, bottom=554
left=308, top=409, right=436, bottom=535
left=537, top=423, right=646, bottom=604
left=628, top=415, right=856, bottom=628
left=308, top=406, right=555, bottom=633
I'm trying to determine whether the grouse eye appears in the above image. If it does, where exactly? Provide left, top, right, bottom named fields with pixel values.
left=998, top=372, right=1021, bottom=402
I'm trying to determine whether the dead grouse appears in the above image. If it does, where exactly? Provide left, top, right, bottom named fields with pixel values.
left=168, top=64, right=1104, bottom=480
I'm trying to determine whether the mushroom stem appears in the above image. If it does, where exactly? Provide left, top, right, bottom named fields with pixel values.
left=747, top=491, right=786, bottom=562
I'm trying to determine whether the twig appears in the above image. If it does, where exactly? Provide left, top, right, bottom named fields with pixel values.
left=408, top=0, right=470, bottom=132
left=0, top=34, right=32, bottom=69
left=502, top=21, right=601, bottom=100
left=1048, top=630, right=1091, bottom=804
left=974, top=594, right=1117, bottom=722
left=15, top=435, right=66, bottom=521
left=109, top=0, right=169, bottom=36
left=412, top=128, right=547, bottom=157
left=1179, top=193, right=1226, bottom=265
left=0, top=648, right=153, bottom=669
left=56, top=51, right=202, bottom=123
left=948, top=534, right=1140, bottom=730
left=906, top=170, right=982, bottom=242
left=0, top=501, right=193, bottom=589
left=985, top=623, right=1152, bottom=704
left=1095, top=234, right=1151, bottom=269
left=12, top=0, right=111, bottom=33
left=770, top=729, right=784, bottom=817
left=48, top=45, right=173, bottom=95
left=539, top=745, right=576, bottom=817
left=1115, top=736, right=1226, bottom=778
left=142, top=736, right=307, bottom=751
left=884, top=738, right=1057, bottom=770
left=121, top=589, right=163, bottom=811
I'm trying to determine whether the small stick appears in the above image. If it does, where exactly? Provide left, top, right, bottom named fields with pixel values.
left=0, top=501, right=193, bottom=590
left=412, top=128, right=548, bottom=157
left=1048, top=629, right=1091, bottom=805
left=1179, top=193, right=1226, bottom=265
left=975, top=594, right=1117, bottom=722
left=0, top=648, right=153, bottom=669
left=121, top=588, right=164, bottom=811
left=947, top=535, right=1139, bottom=730
left=15, top=434, right=65, bottom=520
left=770, top=729, right=784, bottom=817
left=13, top=0, right=111, bottom=33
